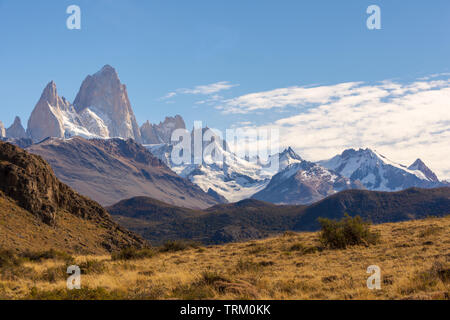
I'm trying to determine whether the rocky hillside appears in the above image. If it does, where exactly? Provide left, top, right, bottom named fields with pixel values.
left=0, top=141, right=145, bottom=253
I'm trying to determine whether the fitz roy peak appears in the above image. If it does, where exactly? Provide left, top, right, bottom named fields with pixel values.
left=74, top=65, right=142, bottom=143
left=27, top=65, right=144, bottom=143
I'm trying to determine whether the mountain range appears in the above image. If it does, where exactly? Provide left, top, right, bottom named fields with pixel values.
left=26, top=136, right=222, bottom=208
left=319, top=148, right=445, bottom=191
left=1, top=64, right=448, bottom=207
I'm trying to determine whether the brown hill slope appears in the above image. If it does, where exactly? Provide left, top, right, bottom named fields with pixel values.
left=26, top=137, right=222, bottom=208
left=0, top=141, right=145, bottom=254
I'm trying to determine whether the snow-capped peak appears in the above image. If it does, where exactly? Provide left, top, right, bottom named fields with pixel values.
left=278, top=147, right=303, bottom=170
left=408, top=158, right=439, bottom=182
left=319, top=148, right=442, bottom=191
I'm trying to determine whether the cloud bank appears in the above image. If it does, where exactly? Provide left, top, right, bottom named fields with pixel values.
left=219, top=76, right=450, bottom=180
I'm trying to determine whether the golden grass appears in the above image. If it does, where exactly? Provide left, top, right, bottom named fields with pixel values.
left=1, top=216, right=449, bottom=300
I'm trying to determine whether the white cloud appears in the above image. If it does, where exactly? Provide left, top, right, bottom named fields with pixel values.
left=161, top=81, right=239, bottom=100
left=181, top=81, right=238, bottom=95
left=220, top=77, right=450, bottom=180
left=162, top=92, right=177, bottom=99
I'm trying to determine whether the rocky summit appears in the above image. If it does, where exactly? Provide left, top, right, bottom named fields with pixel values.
left=140, top=115, right=186, bottom=144
left=6, top=116, right=28, bottom=139
left=73, top=65, right=142, bottom=142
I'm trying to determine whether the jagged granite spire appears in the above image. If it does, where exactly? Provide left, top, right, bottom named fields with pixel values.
left=6, top=116, right=28, bottom=139
left=73, top=65, right=142, bottom=143
left=27, top=81, right=69, bottom=142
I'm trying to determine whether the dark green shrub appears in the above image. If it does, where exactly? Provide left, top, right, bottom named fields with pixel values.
left=79, top=260, right=106, bottom=274
left=159, top=240, right=201, bottom=253
left=41, top=265, right=67, bottom=283
left=235, top=259, right=262, bottom=273
left=21, top=249, right=74, bottom=263
left=0, top=250, right=34, bottom=280
left=318, top=214, right=380, bottom=249
left=200, top=271, right=229, bottom=286
left=111, top=247, right=155, bottom=261
left=0, top=250, right=21, bottom=268
left=288, top=242, right=318, bottom=254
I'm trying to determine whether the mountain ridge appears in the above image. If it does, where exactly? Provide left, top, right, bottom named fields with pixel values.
left=26, top=136, right=223, bottom=208
left=109, top=186, right=450, bottom=245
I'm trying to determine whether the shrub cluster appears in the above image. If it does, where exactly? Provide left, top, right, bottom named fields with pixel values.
left=0, top=250, right=21, bottom=268
left=318, top=214, right=380, bottom=249
left=112, top=241, right=203, bottom=261
left=159, top=240, right=201, bottom=253
left=21, top=249, right=74, bottom=263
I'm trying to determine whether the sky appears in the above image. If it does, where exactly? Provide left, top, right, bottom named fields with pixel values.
left=0, top=0, right=449, bottom=179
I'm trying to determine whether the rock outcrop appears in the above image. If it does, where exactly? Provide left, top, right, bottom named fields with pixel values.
left=140, top=115, right=186, bottom=144
left=6, top=116, right=28, bottom=139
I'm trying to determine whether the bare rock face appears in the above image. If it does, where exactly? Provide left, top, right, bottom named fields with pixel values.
left=154, top=115, right=186, bottom=143
left=73, top=65, right=142, bottom=143
left=140, top=115, right=186, bottom=144
left=140, top=120, right=160, bottom=144
left=26, top=81, right=69, bottom=142
left=6, top=116, right=28, bottom=139
left=0, top=121, right=5, bottom=138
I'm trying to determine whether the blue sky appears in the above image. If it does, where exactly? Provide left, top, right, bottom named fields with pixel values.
left=0, top=0, right=449, bottom=177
